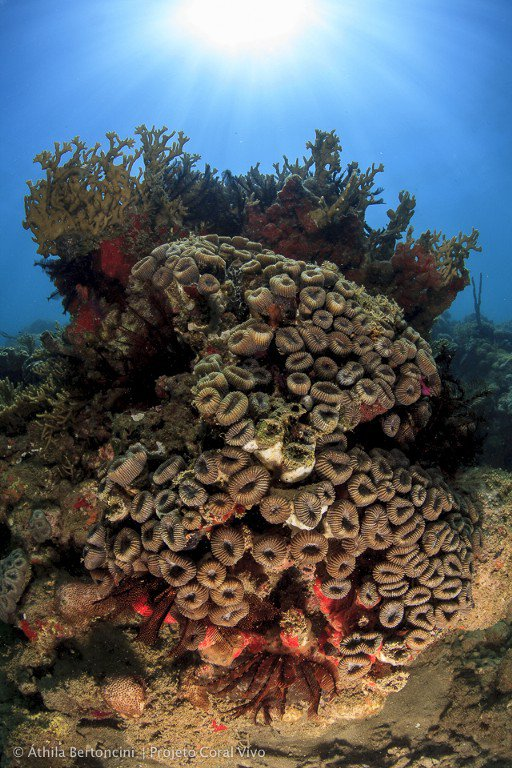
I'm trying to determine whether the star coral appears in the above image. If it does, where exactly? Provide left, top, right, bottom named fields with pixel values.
left=0, top=549, right=31, bottom=622
left=79, top=234, right=481, bottom=721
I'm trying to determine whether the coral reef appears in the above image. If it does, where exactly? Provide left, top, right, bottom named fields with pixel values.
left=72, top=234, right=481, bottom=720
left=433, top=310, right=512, bottom=469
left=23, top=128, right=480, bottom=337
left=0, top=127, right=496, bottom=760
left=0, top=463, right=509, bottom=768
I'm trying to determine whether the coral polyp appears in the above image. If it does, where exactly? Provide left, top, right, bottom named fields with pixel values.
left=80, top=234, right=481, bottom=720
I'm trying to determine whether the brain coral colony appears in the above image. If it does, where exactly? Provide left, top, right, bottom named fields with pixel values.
left=1, top=127, right=483, bottom=725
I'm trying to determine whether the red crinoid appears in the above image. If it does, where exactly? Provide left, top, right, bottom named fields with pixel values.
left=90, top=578, right=176, bottom=643
left=135, top=585, right=177, bottom=646
left=208, top=651, right=337, bottom=724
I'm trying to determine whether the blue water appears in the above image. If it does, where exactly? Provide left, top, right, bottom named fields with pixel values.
left=1, top=0, right=511, bottom=336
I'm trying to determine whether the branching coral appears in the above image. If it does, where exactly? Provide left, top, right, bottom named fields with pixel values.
left=366, top=190, right=417, bottom=262
left=241, top=131, right=385, bottom=273
left=382, top=229, right=481, bottom=333
left=35, top=389, right=81, bottom=446
left=0, top=378, right=21, bottom=407
left=79, top=234, right=481, bottom=721
left=25, top=126, right=480, bottom=337
left=23, top=126, right=189, bottom=316
left=0, top=329, right=96, bottom=457
left=24, top=133, right=142, bottom=257
left=238, top=131, right=480, bottom=333
left=0, top=376, right=58, bottom=435
left=0, top=335, right=69, bottom=435
left=24, top=126, right=188, bottom=258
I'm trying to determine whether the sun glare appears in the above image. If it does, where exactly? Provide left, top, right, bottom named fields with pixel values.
left=173, top=0, right=317, bottom=55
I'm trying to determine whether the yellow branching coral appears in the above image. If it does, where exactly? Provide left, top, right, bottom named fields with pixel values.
left=307, top=163, right=385, bottom=230
left=23, top=125, right=190, bottom=257
left=0, top=377, right=58, bottom=434
left=0, top=378, right=21, bottom=407
left=405, top=228, right=481, bottom=287
left=305, top=129, right=342, bottom=185
left=0, top=349, right=67, bottom=434
left=275, top=129, right=342, bottom=186
left=35, top=388, right=78, bottom=445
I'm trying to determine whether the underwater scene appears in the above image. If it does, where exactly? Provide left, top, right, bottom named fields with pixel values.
left=1, top=1, right=511, bottom=766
